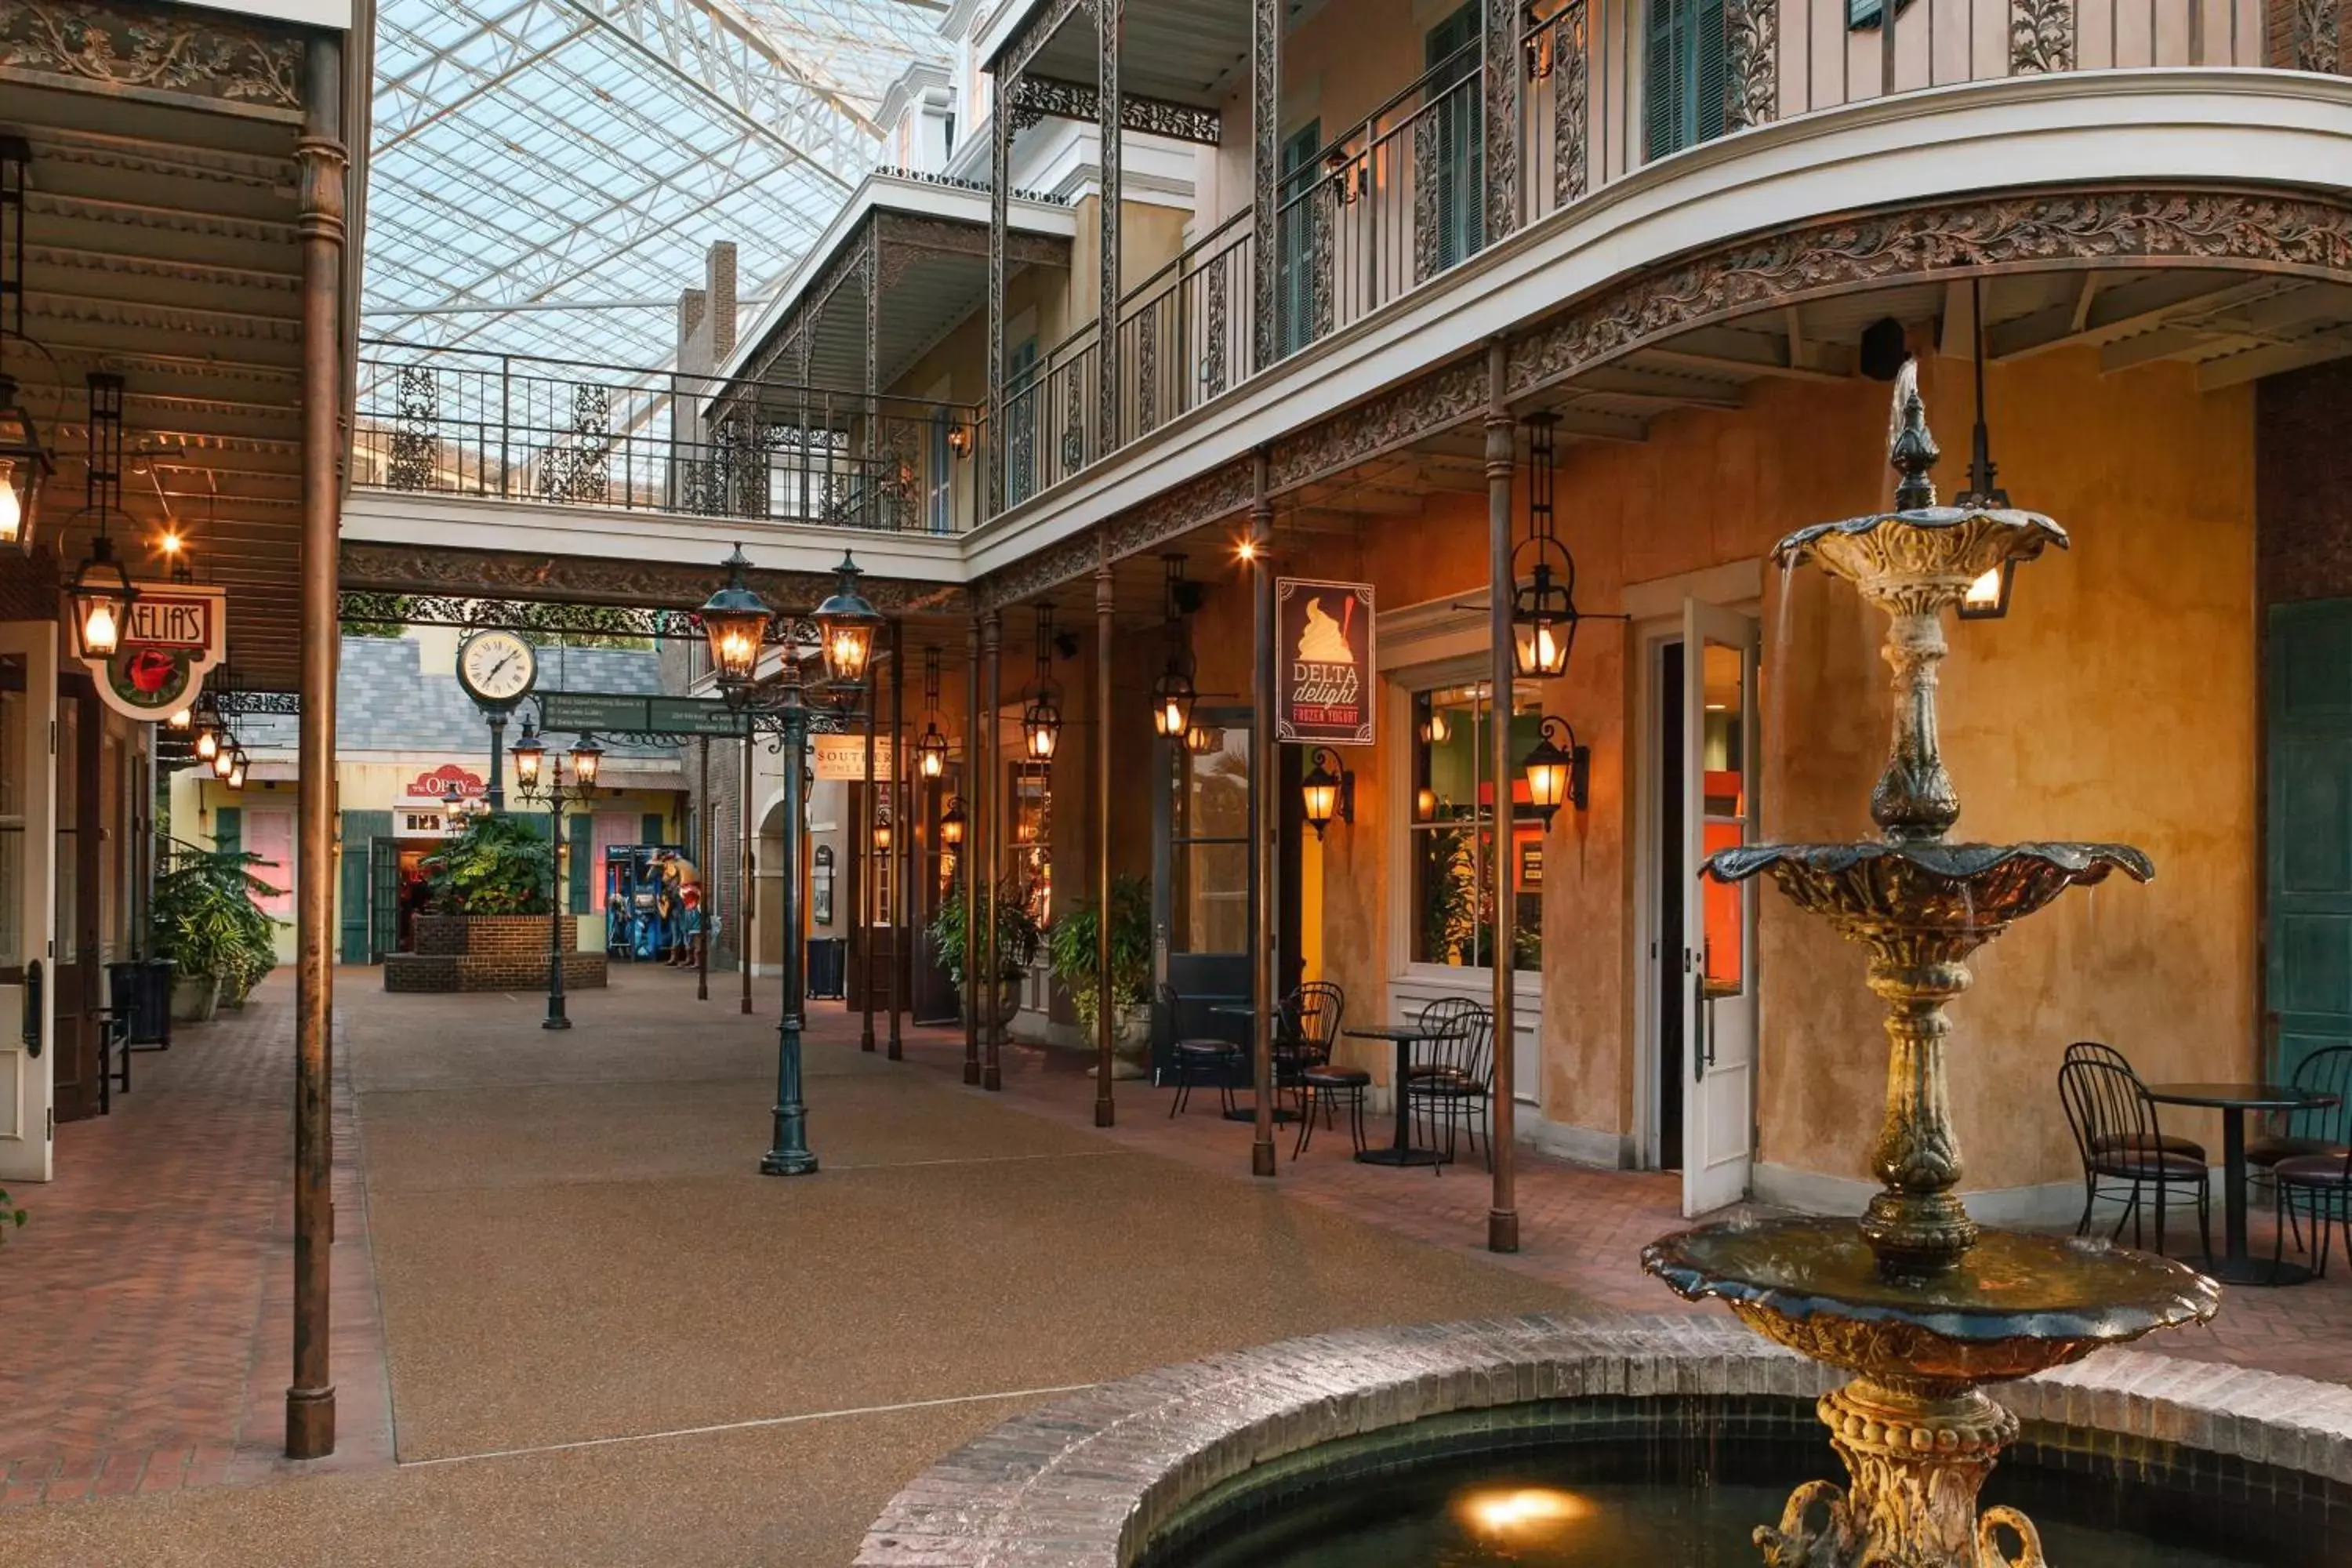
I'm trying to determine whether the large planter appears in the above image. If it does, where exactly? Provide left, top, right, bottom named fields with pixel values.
left=384, top=913, right=608, bottom=994
left=172, top=974, right=221, bottom=1025
left=1091, top=1003, right=1152, bottom=1080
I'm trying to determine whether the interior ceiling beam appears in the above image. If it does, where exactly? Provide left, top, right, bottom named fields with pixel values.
left=1985, top=274, right=2278, bottom=361
left=2194, top=329, right=2352, bottom=391
left=1561, top=366, right=1745, bottom=409
left=1635, top=327, right=1853, bottom=382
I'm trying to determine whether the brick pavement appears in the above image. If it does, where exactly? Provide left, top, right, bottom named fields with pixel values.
left=0, top=978, right=392, bottom=1508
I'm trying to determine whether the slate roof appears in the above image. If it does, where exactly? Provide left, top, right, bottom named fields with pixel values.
left=238, top=637, right=679, bottom=760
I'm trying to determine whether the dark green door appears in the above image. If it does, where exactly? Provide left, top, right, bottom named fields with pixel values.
left=339, top=811, right=392, bottom=964
left=2267, top=601, right=2352, bottom=1086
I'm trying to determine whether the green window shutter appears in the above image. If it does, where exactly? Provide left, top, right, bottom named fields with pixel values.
left=568, top=813, right=590, bottom=911
left=643, top=812, right=665, bottom=845
left=1645, top=0, right=1726, bottom=162
left=1694, top=0, right=1727, bottom=147
left=214, top=806, right=242, bottom=856
left=339, top=811, right=394, bottom=964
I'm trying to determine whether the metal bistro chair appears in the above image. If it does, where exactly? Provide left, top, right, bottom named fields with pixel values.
left=2274, top=1141, right=2352, bottom=1279
left=2058, top=1054, right=2212, bottom=1259
left=1286, top=983, right=1367, bottom=1160
left=1275, top=982, right=1345, bottom=1099
left=2063, top=1042, right=2205, bottom=1160
left=2249, top=1044, right=2352, bottom=1258
left=1406, top=1005, right=1495, bottom=1174
left=1160, top=982, right=1243, bottom=1119
left=1410, top=996, right=1484, bottom=1081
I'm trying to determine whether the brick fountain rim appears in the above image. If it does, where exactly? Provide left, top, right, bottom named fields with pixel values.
left=851, top=1313, right=2352, bottom=1568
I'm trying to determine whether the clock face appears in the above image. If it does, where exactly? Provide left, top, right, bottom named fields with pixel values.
left=459, top=631, right=537, bottom=706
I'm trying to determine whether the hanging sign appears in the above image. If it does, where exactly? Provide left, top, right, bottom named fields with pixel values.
left=87, top=584, right=229, bottom=721
left=405, top=764, right=486, bottom=800
left=1275, top=578, right=1374, bottom=746
left=811, top=735, right=897, bottom=781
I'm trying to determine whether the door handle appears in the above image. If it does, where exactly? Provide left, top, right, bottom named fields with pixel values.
left=23, top=959, right=41, bottom=1057
left=1689, top=949, right=1706, bottom=1083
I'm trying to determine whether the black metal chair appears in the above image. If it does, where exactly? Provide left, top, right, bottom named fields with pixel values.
left=1160, top=981, right=1243, bottom=1118
left=2249, top=1044, right=2352, bottom=1256
left=2274, top=1142, right=2352, bottom=1278
left=1406, top=1004, right=1494, bottom=1173
left=2063, top=1041, right=2205, bottom=1160
left=1273, top=981, right=1344, bottom=1106
left=2058, top=1054, right=2212, bottom=1258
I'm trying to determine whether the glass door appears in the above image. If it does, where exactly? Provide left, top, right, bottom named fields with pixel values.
left=0, top=630, right=55, bottom=1180
left=1681, top=598, right=1759, bottom=1216
left=1152, top=708, right=1253, bottom=1076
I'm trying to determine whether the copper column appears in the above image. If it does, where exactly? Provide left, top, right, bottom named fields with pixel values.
left=288, top=33, right=346, bottom=1461
left=1092, top=553, right=1115, bottom=1127
left=981, top=609, right=1004, bottom=1091
left=739, top=736, right=754, bottom=1014
left=887, top=619, right=904, bottom=1060
left=860, top=652, right=877, bottom=1052
left=962, top=615, right=982, bottom=1084
left=1249, top=453, right=1277, bottom=1178
left=697, top=735, right=710, bottom=1002
left=1483, top=340, right=1520, bottom=1254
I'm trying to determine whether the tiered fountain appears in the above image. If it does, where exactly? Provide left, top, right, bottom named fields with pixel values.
left=1644, top=365, right=2221, bottom=1568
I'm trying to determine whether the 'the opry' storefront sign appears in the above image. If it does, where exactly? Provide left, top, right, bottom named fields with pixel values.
left=79, top=585, right=230, bottom=722
left=405, top=764, right=487, bottom=800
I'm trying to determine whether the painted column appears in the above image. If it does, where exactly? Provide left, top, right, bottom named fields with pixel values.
left=963, top=614, right=982, bottom=1085
left=1250, top=0, right=1280, bottom=374
left=1094, top=552, right=1116, bottom=1127
left=288, top=32, right=347, bottom=1463
left=1483, top=339, right=1519, bottom=1254
left=1249, top=453, right=1277, bottom=1178
left=1098, top=0, right=1123, bottom=457
left=887, top=619, right=905, bottom=1060
left=982, top=609, right=1004, bottom=1091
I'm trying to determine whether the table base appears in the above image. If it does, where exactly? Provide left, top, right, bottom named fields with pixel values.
left=1357, top=1146, right=1443, bottom=1167
left=2183, top=1253, right=2320, bottom=1288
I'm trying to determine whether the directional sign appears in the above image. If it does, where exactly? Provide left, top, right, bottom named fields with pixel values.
left=538, top=691, right=746, bottom=738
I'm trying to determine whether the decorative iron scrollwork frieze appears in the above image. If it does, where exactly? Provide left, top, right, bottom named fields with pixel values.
left=1003, top=72, right=1223, bottom=146
left=337, top=543, right=967, bottom=616
left=0, top=0, right=303, bottom=115
left=2294, top=0, right=2342, bottom=71
left=1724, top=0, right=1780, bottom=131
left=216, top=688, right=299, bottom=716
left=2009, top=0, right=2075, bottom=73
left=1552, top=2, right=1592, bottom=206
left=387, top=365, right=437, bottom=492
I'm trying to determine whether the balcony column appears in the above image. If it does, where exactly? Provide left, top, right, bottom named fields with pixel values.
left=1481, top=0, right=1523, bottom=245
left=1097, top=0, right=1123, bottom=458
left=1249, top=0, right=1279, bottom=372
left=1248, top=452, right=1277, bottom=1179
left=988, top=79, right=1011, bottom=517
left=963, top=614, right=983, bottom=1084
left=1483, top=339, right=1519, bottom=1254
left=289, top=32, right=347, bottom=1463
left=982, top=608, right=1004, bottom=1091
left=1093, top=550, right=1116, bottom=1127
left=887, top=618, right=905, bottom=1061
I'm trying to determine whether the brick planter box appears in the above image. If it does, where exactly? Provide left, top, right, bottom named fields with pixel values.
left=383, top=913, right=608, bottom=993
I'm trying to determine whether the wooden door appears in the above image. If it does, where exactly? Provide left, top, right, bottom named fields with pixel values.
left=2267, top=601, right=2352, bottom=1086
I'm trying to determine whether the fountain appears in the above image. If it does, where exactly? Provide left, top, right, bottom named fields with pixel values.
left=1642, top=364, right=2221, bottom=1568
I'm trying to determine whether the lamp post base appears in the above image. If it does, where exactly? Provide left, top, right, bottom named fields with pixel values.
left=759, top=1149, right=819, bottom=1177
left=541, top=1014, right=572, bottom=1031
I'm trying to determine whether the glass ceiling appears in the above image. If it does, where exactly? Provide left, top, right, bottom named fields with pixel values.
left=363, top=0, right=944, bottom=370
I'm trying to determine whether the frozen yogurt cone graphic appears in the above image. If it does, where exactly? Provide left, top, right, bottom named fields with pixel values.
left=1296, top=596, right=1355, bottom=664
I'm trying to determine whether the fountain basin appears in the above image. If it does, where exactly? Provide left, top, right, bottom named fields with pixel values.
left=1703, top=841, right=2154, bottom=938
left=1775, top=505, right=2068, bottom=602
left=1644, top=1218, right=2219, bottom=1388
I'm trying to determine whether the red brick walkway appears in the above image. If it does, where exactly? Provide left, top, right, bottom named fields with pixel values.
left=0, top=979, right=392, bottom=1506
left=862, top=1005, right=2352, bottom=1385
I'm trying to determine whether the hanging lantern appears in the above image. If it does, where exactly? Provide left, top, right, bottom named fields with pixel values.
left=510, top=720, right=545, bottom=790
left=165, top=704, right=192, bottom=730
left=194, top=720, right=220, bottom=762
left=1018, top=603, right=1062, bottom=763
left=938, top=796, right=967, bottom=848
left=873, top=819, right=893, bottom=853
left=226, top=746, right=249, bottom=791
left=1512, top=412, right=1577, bottom=681
left=0, top=139, right=47, bottom=555
left=1522, top=715, right=1590, bottom=827
left=568, top=733, right=603, bottom=788
left=699, top=543, right=772, bottom=691
left=1418, top=708, right=1451, bottom=746
left=212, top=731, right=238, bottom=779
left=916, top=720, right=949, bottom=779
left=67, top=374, right=136, bottom=660
left=1151, top=661, right=1196, bottom=739
left=1184, top=720, right=1222, bottom=756
left=1300, top=748, right=1352, bottom=839
left=814, top=551, right=880, bottom=687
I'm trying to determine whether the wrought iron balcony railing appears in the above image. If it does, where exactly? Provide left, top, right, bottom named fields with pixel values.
left=354, top=345, right=985, bottom=536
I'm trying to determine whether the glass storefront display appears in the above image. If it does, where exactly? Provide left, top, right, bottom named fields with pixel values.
left=1407, top=682, right=1544, bottom=973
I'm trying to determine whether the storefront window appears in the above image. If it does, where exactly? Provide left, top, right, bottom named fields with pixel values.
left=1407, top=682, right=1544, bottom=972
left=1010, top=762, right=1051, bottom=926
left=1167, top=722, right=1250, bottom=955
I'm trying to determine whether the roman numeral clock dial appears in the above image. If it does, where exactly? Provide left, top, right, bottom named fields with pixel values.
left=456, top=630, right=538, bottom=708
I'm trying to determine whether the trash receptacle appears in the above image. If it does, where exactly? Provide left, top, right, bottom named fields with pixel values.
left=806, top=937, right=847, bottom=1000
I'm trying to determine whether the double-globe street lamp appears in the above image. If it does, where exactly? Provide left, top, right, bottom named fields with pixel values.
left=507, top=717, right=603, bottom=1031
left=698, top=546, right=880, bottom=1177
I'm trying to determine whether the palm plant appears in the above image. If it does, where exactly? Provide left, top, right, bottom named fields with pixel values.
left=151, top=837, right=284, bottom=1015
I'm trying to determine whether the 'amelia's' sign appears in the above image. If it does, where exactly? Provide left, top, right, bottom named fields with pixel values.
left=81, top=584, right=230, bottom=722
left=1275, top=578, right=1374, bottom=746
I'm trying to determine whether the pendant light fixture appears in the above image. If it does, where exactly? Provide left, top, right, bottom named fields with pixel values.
left=1511, top=412, right=1577, bottom=680
left=915, top=644, right=949, bottom=779
left=1018, top=603, right=1062, bottom=764
left=1149, top=554, right=1198, bottom=740
left=0, top=136, right=49, bottom=554
left=67, top=373, right=137, bottom=659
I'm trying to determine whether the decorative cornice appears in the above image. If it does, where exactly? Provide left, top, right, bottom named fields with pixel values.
left=0, top=0, right=305, bottom=120
left=337, top=542, right=971, bottom=617
left=27, top=190, right=301, bottom=247
left=1004, top=72, right=1221, bottom=147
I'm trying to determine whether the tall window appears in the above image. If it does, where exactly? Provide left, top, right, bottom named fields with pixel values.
left=1167, top=720, right=1250, bottom=955
left=1644, top=0, right=1728, bottom=162
left=1010, top=762, right=1051, bottom=926
left=926, top=411, right=954, bottom=533
left=1275, top=119, right=1322, bottom=359
left=1425, top=4, right=1484, bottom=271
left=1407, top=682, right=1544, bottom=972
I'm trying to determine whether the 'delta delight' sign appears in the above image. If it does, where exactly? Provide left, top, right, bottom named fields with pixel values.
left=1275, top=578, right=1374, bottom=746
left=87, top=585, right=228, bottom=722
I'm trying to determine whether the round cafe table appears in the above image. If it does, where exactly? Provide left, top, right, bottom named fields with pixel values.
left=1341, top=1023, right=1446, bottom=1167
left=2142, top=1081, right=2342, bottom=1287
left=1207, top=1003, right=1298, bottom=1125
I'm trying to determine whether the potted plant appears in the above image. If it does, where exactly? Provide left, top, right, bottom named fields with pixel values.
left=927, top=877, right=1044, bottom=1029
left=1047, top=874, right=1154, bottom=1076
left=422, top=814, right=553, bottom=915
left=151, top=837, right=284, bottom=1022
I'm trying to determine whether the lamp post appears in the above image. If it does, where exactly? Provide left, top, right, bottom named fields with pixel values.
left=510, top=718, right=601, bottom=1031
left=699, top=545, right=878, bottom=1177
